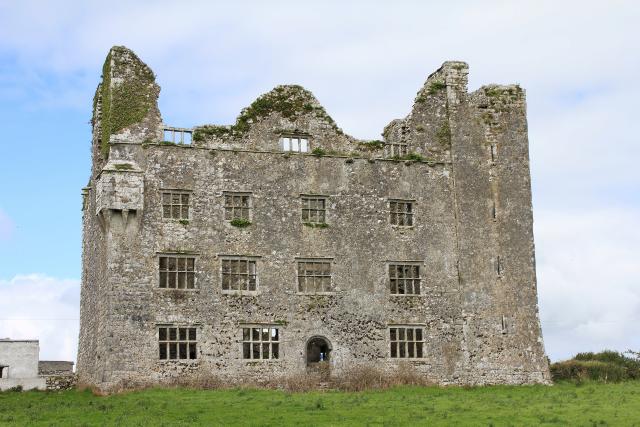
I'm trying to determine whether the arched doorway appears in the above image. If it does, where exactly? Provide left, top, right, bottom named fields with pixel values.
left=306, top=336, right=331, bottom=366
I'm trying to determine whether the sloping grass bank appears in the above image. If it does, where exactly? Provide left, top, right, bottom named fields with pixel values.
left=1, top=382, right=640, bottom=426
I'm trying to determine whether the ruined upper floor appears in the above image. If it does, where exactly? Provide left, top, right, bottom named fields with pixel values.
left=90, top=46, right=528, bottom=174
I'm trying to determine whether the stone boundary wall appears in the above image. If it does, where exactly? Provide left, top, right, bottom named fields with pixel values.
left=44, top=374, right=77, bottom=391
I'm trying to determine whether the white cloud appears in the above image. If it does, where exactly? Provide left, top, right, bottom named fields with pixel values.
left=0, top=274, right=79, bottom=362
left=0, top=209, right=14, bottom=241
left=536, top=208, right=640, bottom=361
left=0, top=0, right=638, bottom=363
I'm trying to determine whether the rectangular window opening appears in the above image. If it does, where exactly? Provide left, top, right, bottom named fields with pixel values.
left=221, top=258, right=258, bottom=292
left=161, top=191, right=191, bottom=220
left=241, top=326, right=280, bottom=360
left=158, top=255, right=196, bottom=289
left=297, top=259, right=333, bottom=293
left=163, top=127, right=193, bottom=145
left=389, top=264, right=421, bottom=295
left=158, top=326, right=197, bottom=360
left=389, top=200, right=414, bottom=226
left=281, top=135, right=310, bottom=153
left=301, top=196, right=327, bottom=224
left=223, top=192, right=252, bottom=221
left=389, top=326, right=424, bottom=359
left=387, top=142, right=408, bottom=157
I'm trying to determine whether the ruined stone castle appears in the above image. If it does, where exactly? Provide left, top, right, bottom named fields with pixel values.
left=77, top=46, right=550, bottom=390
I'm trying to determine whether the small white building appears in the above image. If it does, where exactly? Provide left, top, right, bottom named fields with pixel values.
left=0, top=339, right=47, bottom=391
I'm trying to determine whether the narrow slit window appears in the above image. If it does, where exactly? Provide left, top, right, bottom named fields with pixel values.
left=158, top=326, right=197, bottom=360
left=241, top=326, right=280, bottom=360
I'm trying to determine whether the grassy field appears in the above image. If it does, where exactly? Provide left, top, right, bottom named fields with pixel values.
left=1, top=382, right=639, bottom=426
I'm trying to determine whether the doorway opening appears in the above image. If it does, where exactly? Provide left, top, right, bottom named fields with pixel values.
left=306, top=336, right=331, bottom=366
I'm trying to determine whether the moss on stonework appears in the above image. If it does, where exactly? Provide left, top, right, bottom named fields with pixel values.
left=311, top=147, right=326, bottom=156
left=230, top=218, right=252, bottom=228
left=113, top=163, right=134, bottom=170
left=303, top=222, right=329, bottom=229
left=427, top=80, right=446, bottom=95
left=390, top=153, right=426, bottom=162
left=99, top=47, right=156, bottom=158
left=193, top=85, right=342, bottom=142
left=358, top=140, right=385, bottom=150
left=436, top=121, right=452, bottom=147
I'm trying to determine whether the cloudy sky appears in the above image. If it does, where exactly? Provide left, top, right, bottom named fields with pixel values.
left=0, top=0, right=638, bottom=363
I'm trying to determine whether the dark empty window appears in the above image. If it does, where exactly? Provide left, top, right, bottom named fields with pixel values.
left=159, top=256, right=195, bottom=289
left=389, top=326, right=424, bottom=358
left=297, top=260, right=333, bottom=293
left=242, top=327, right=280, bottom=360
left=389, top=264, right=421, bottom=295
left=221, top=259, right=257, bottom=291
left=301, top=196, right=327, bottom=224
left=162, top=191, right=190, bottom=220
left=159, top=327, right=197, bottom=360
left=224, top=193, right=251, bottom=221
left=389, top=200, right=413, bottom=226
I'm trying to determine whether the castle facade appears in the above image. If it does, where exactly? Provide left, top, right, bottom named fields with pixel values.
left=77, top=46, right=549, bottom=390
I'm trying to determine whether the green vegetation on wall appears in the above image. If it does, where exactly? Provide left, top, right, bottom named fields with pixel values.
left=193, top=85, right=342, bottom=142
left=98, top=47, right=156, bottom=158
left=358, top=140, right=385, bottom=151
left=435, top=121, right=451, bottom=147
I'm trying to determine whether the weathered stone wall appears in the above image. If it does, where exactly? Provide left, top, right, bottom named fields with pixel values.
left=44, top=374, right=77, bottom=391
left=38, top=361, right=74, bottom=375
left=77, top=46, right=550, bottom=390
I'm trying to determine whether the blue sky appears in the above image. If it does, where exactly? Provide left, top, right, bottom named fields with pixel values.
left=0, top=0, right=639, bottom=363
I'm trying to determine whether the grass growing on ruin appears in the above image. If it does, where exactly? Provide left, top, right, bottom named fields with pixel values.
left=2, top=382, right=640, bottom=426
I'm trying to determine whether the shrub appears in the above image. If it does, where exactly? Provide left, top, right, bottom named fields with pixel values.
left=230, top=218, right=251, bottom=228
left=550, top=350, right=640, bottom=383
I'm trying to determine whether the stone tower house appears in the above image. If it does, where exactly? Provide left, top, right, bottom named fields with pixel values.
left=77, top=46, right=550, bottom=390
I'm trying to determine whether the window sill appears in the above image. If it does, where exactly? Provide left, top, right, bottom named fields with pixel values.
left=221, top=290, right=260, bottom=296
left=296, top=292, right=337, bottom=296
left=157, top=359, right=200, bottom=364
left=389, top=293, right=424, bottom=297
left=156, top=288, right=200, bottom=292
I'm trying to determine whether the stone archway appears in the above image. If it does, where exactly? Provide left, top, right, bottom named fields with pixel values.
left=306, top=336, right=331, bottom=366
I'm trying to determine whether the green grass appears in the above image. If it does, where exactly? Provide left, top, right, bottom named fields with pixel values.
left=1, top=382, right=640, bottom=426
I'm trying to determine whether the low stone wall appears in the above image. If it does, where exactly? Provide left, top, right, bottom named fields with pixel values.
left=44, top=374, right=77, bottom=391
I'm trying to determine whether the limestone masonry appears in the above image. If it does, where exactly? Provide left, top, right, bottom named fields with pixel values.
left=77, top=46, right=550, bottom=390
